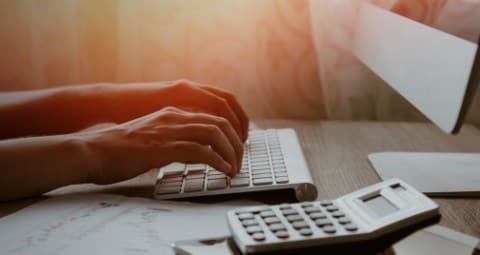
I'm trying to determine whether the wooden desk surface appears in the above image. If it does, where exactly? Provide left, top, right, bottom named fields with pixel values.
left=1, top=120, right=479, bottom=238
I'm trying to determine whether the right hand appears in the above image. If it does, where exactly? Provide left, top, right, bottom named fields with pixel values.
left=82, top=106, right=245, bottom=184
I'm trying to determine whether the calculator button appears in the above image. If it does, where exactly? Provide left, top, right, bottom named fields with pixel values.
left=264, top=217, right=281, bottom=225
left=331, top=211, right=345, bottom=218
left=322, top=225, right=337, bottom=234
left=286, top=215, right=304, bottom=222
left=238, top=213, right=254, bottom=220
left=292, top=221, right=309, bottom=229
left=299, top=228, right=313, bottom=236
left=337, top=217, right=351, bottom=225
left=345, top=223, right=358, bottom=232
left=242, top=220, right=259, bottom=227
left=303, top=207, right=322, bottom=214
left=253, top=178, right=273, bottom=185
left=260, top=211, right=276, bottom=218
left=275, top=230, right=290, bottom=239
left=315, top=219, right=333, bottom=227
left=281, top=209, right=298, bottom=216
left=309, top=212, right=327, bottom=220
left=320, top=201, right=333, bottom=207
left=252, top=232, right=266, bottom=242
left=246, top=226, right=263, bottom=234
left=269, top=223, right=287, bottom=232
left=325, top=205, right=339, bottom=212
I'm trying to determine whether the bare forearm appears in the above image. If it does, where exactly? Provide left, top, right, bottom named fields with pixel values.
left=0, top=134, right=94, bottom=201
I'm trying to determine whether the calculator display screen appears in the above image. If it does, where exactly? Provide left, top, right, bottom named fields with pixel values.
left=363, top=194, right=398, bottom=217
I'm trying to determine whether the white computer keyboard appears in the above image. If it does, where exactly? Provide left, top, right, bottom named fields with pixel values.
left=154, top=129, right=317, bottom=201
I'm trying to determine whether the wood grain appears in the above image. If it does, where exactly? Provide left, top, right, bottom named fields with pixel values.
left=0, top=120, right=479, bottom=238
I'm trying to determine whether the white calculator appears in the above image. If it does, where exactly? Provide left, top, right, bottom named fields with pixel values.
left=227, top=179, right=440, bottom=254
left=154, top=129, right=317, bottom=201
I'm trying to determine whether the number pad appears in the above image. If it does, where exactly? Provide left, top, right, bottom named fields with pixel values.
left=233, top=201, right=360, bottom=244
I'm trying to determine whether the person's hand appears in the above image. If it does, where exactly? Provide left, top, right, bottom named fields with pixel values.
left=82, top=105, right=245, bottom=185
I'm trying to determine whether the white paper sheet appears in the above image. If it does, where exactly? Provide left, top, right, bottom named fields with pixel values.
left=0, top=194, right=260, bottom=255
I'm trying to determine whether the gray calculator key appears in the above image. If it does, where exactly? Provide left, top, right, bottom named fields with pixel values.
left=230, top=178, right=250, bottom=187
left=299, top=228, right=313, bottom=236
left=322, top=225, right=337, bottom=234
left=345, top=223, right=358, bottom=232
left=260, top=211, right=276, bottom=218
left=281, top=209, right=298, bottom=216
left=275, top=230, right=289, bottom=239
left=242, top=220, right=259, bottom=227
left=331, top=211, right=345, bottom=218
left=320, top=201, right=333, bottom=206
left=264, top=217, right=281, bottom=225
left=157, top=186, right=181, bottom=194
left=253, top=178, right=273, bottom=185
left=304, top=207, right=322, bottom=214
left=275, top=177, right=289, bottom=184
left=252, top=232, right=266, bottom=242
left=325, top=205, right=339, bottom=212
left=286, top=215, right=304, bottom=222
left=238, top=213, right=254, bottom=220
left=269, top=223, right=287, bottom=232
left=184, top=180, right=204, bottom=192
left=315, top=219, right=333, bottom=227
left=246, top=226, right=263, bottom=234
left=309, top=212, right=327, bottom=220
left=207, top=179, right=226, bottom=190
left=292, top=221, right=309, bottom=229
left=338, top=217, right=351, bottom=225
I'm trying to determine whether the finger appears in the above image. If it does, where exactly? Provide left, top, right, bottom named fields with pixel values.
left=159, top=108, right=243, bottom=172
left=164, top=82, right=244, bottom=142
left=200, top=86, right=249, bottom=141
left=157, top=124, right=238, bottom=174
left=152, top=141, right=234, bottom=176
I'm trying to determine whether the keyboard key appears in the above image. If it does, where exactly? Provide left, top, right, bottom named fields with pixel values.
left=157, top=186, right=182, bottom=194
left=275, top=177, right=289, bottom=183
left=207, top=179, right=226, bottom=190
left=161, top=176, right=183, bottom=183
left=230, top=178, right=250, bottom=187
left=185, top=164, right=206, bottom=171
left=184, top=180, right=204, bottom=192
left=320, top=201, right=333, bottom=207
left=253, top=178, right=273, bottom=186
left=186, top=174, right=205, bottom=180
left=251, top=169, right=271, bottom=174
left=235, top=172, right=250, bottom=178
left=274, top=172, right=288, bottom=177
left=252, top=173, right=272, bottom=179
